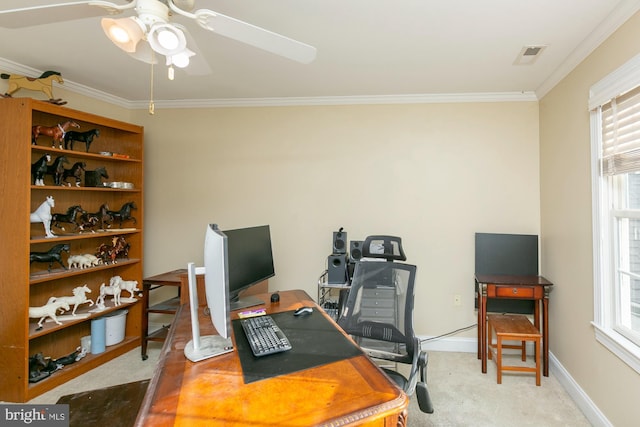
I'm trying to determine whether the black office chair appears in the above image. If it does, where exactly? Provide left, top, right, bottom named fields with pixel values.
left=338, top=235, right=434, bottom=414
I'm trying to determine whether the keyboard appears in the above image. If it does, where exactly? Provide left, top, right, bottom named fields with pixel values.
left=240, top=315, right=292, bottom=357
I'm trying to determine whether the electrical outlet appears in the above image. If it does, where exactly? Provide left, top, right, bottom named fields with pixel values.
left=454, top=294, right=461, bottom=306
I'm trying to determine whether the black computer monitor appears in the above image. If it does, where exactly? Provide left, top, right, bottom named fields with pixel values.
left=475, top=232, right=538, bottom=314
left=224, top=225, right=275, bottom=310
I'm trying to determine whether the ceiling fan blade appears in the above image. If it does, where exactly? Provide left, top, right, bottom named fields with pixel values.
left=179, top=26, right=212, bottom=76
left=0, top=1, right=133, bottom=29
left=190, top=9, right=316, bottom=64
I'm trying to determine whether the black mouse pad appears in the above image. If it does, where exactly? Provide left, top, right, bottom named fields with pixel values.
left=232, top=310, right=363, bottom=384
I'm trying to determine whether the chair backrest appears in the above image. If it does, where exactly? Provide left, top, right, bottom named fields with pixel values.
left=338, top=260, right=417, bottom=364
left=361, top=235, right=407, bottom=261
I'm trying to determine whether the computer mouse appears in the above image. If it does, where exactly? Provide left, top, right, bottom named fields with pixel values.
left=294, top=306, right=313, bottom=316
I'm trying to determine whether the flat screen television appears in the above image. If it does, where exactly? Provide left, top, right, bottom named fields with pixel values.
left=184, top=224, right=234, bottom=362
left=224, top=225, right=275, bottom=310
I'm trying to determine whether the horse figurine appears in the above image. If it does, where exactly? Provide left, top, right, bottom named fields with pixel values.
left=30, top=196, right=55, bottom=238
left=55, top=285, right=94, bottom=316
left=76, top=211, right=100, bottom=233
left=96, top=235, right=129, bottom=264
left=46, top=155, right=69, bottom=186
left=62, top=161, right=86, bottom=187
left=93, top=204, right=113, bottom=230
left=84, top=166, right=109, bottom=187
left=29, top=352, right=61, bottom=382
left=1, top=70, right=66, bottom=105
left=31, top=153, right=51, bottom=186
left=108, top=201, right=137, bottom=228
left=99, top=282, right=121, bottom=306
left=67, top=254, right=93, bottom=269
left=29, top=297, right=71, bottom=329
left=64, top=128, right=100, bottom=152
left=29, top=243, right=70, bottom=272
left=110, top=275, right=139, bottom=299
left=32, top=120, right=80, bottom=149
left=51, top=205, right=84, bottom=231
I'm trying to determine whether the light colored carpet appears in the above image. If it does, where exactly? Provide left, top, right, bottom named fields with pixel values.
left=28, top=347, right=590, bottom=426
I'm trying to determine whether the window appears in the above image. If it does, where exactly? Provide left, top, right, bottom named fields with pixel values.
left=590, top=53, right=640, bottom=373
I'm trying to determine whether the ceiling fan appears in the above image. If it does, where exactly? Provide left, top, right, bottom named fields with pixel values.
left=0, top=0, right=317, bottom=78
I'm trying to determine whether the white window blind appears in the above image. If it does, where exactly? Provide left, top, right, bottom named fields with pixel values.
left=601, top=85, right=640, bottom=175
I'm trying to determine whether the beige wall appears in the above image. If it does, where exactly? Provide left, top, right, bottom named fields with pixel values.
left=132, top=101, right=540, bottom=337
left=539, top=11, right=640, bottom=427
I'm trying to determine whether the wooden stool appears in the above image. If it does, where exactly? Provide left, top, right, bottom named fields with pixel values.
left=487, top=314, right=541, bottom=386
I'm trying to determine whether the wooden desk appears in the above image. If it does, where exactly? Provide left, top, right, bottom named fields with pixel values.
left=475, top=274, right=553, bottom=377
left=135, top=289, right=409, bottom=427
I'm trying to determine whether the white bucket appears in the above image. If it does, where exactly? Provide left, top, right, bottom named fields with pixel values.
left=104, top=309, right=128, bottom=346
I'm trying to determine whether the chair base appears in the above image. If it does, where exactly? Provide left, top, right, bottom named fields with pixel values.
left=487, top=314, right=541, bottom=386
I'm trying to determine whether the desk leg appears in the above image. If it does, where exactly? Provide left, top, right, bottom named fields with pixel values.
left=543, top=289, right=550, bottom=377
left=141, top=281, right=150, bottom=361
left=479, top=284, right=488, bottom=374
left=477, top=288, right=481, bottom=360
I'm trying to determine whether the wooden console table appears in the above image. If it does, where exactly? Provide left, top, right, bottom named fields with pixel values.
left=475, top=274, right=553, bottom=377
left=135, top=289, right=409, bottom=427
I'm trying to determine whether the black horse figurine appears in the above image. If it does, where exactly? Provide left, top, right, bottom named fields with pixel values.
left=46, top=155, right=69, bottom=186
left=85, top=166, right=109, bottom=187
left=62, top=161, right=86, bottom=187
left=31, top=153, right=51, bottom=186
left=64, top=128, right=100, bottom=152
left=108, top=201, right=137, bottom=228
left=28, top=352, right=60, bottom=383
left=51, top=205, right=84, bottom=231
left=89, top=204, right=113, bottom=230
left=29, top=243, right=70, bottom=272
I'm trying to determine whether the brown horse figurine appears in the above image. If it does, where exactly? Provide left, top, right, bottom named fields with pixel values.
left=32, top=120, right=80, bottom=149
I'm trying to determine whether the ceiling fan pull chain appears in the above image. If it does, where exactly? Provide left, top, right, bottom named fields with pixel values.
left=149, top=60, right=155, bottom=115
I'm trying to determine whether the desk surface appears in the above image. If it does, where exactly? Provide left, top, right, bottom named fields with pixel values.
left=135, top=289, right=408, bottom=427
left=475, top=274, right=553, bottom=286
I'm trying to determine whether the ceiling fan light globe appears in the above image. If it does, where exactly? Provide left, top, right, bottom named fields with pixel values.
left=148, top=23, right=187, bottom=55
left=170, top=49, right=195, bottom=68
left=101, top=17, right=145, bottom=53
left=110, top=26, right=130, bottom=44
left=157, top=29, right=179, bottom=50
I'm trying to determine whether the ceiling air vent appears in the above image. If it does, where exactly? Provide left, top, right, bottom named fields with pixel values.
left=514, top=45, right=547, bottom=65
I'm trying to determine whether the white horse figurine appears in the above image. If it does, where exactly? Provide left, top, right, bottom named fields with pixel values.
left=30, top=196, right=55, bottom=238
left=110, top=275, right=139, bottom=299
left=55, top=285, right=94, bottom=315
left=99, top=281, right=121, bottom=306
left=29, top=297, right=70, bottom=328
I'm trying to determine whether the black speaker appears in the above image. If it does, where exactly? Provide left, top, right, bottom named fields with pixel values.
left=333, top=229, right=347, bottom=254
left=349, top=240, right=363, bottom=262
left=327, top=254, right=347, bottom=284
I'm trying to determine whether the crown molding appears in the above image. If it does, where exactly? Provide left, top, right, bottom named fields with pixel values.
left=0, top=57, right=536, bottom=110
left=129, top=91, right=538, bottom=109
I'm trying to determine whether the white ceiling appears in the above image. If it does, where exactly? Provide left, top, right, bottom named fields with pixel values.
left=0, top=0, right=639, bottom=107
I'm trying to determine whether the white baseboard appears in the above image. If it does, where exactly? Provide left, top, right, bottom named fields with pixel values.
left=548, top=352, right=612, bottom=427
left=419, top=335, right=611, bottom=426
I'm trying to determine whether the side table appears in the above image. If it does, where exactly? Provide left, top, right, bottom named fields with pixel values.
left=141, top=269, right=187, bottom=360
